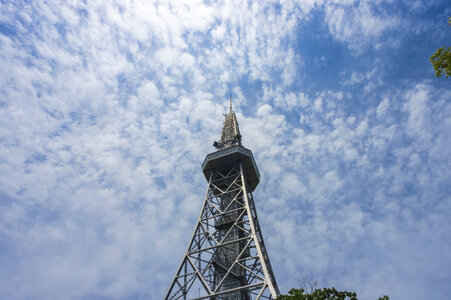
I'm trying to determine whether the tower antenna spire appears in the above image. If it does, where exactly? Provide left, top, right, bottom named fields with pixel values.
left=229, top=93, right=233, bottom=113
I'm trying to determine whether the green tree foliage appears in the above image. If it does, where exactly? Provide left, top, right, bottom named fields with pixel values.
left=430, top=46, right=451, bottom=78
left=276, top=288, right=389, bottom=300
left=429, top=17, right=451, bottom=78
left=277, top=288, right=356, bottom=300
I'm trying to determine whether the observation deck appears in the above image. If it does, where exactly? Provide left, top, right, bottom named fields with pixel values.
left=202, top=145, right=260, bottom=192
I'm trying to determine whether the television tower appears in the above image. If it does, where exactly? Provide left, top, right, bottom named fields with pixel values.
left=165, top=98, right=279, bottom=299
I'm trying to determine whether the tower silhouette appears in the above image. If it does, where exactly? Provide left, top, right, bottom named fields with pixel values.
left=165, top=100, right=279, bottom=300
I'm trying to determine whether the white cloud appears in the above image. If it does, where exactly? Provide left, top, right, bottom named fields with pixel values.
left=404, top=84, right=431, bottom=141
left=376, top=97, right=390, bottom=118
left=324, top=0, right=399, bottom=51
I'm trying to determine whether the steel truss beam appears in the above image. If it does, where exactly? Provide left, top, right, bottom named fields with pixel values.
left=165, top=162, right=279, bottom=300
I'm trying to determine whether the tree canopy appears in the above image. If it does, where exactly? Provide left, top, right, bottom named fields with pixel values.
left=430, top=46, right=451, bottom=78
left=430, top=17, right=451, bottom=78
left=276, top=288, right=389, bottom=300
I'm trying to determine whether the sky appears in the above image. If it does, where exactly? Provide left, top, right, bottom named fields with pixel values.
left=0, top=0, right=450, bottom=299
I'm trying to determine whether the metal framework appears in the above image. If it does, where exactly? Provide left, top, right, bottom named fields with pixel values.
left=165, top=101, right=279, bottom=300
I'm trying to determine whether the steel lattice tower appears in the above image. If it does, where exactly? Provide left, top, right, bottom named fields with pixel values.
left=165, top=100, right=279, bottom=300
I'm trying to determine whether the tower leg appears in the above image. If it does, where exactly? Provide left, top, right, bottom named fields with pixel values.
left=165, top=162, right=279, bottom=300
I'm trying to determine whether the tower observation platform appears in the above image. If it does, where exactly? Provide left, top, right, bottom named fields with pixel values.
left=202, top=145, right=260, bottom=192
left=165, top=98, right=279, bottom=300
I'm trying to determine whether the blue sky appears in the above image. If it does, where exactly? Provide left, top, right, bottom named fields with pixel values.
left=0, top=1, right=450, bottom=299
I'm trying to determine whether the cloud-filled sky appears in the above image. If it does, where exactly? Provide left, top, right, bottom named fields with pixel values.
left=0, top=1, right=450, bottom=299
